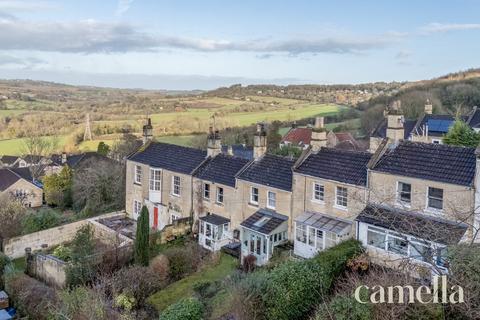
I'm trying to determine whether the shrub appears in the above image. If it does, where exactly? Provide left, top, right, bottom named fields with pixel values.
left=150, top=254, right=170, bottom=282
left=52, top=244, right=72, bottom=261
left=242, top=254, right=257, bottom=273
left=65, top=224, right=96, bottom=286
left=22, top=208, right=62, bottom=234
left=233, top=239, right=363, bottom=320
left=51, top=286, right=112, bottom=320
left=230, top=270, right=270, bottom=320
left=313, top=294, right=372, bottom=320
left=4, top=268, right=58, bottom=319
left=0, top=252, right=10, bottom=289
left=0, top=194, right=28, bottom=239
left=264, top=239, right=363, bottom=320
left=114, top=292, right=136, bottom=311
left=164, top=243, right=203, bottom=281
left=160, top=298, right=204, bottom=320
left=110, top=265, right=166, bottom=308
left=134, top=206, right=150, bottom=266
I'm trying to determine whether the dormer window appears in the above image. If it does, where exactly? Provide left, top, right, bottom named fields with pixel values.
left=427, top=187, right=443, bottom=210
left=134, top=165, right=142, bottom=184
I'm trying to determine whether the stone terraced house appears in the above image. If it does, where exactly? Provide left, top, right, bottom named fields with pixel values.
left=125, top=117, right=480, bottom=270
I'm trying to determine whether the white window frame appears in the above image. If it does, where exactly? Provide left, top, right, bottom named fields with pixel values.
left=312, top=182, right=325, bottom=203
left=365, top=225, right=447, bottom=269
left=172, top=176, right=181, bottom=196
left=396, top=181, right=411, bottom=206
left=203, top=183, right=210, bottom=200
left=133, top=200, right=142, bottom=218
left=267, top=191, right=276, bottom=209
left=149, top=168, right=161, bottom=191
left=134, top=165, right=142, bottom=184
left=426, top=186, right=443, bottom=211
left=335, top=186, right=348, bottom=209
left=171, top=213, right=180, bottom=222
left=216, top=186, right=224, bottom=204
left=250, top=186, right=259, bottom=205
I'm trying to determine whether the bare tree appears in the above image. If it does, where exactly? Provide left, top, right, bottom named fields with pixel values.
left=21, top=134, right=59, bottom=180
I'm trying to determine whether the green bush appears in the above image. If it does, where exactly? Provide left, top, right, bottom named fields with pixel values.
left=234, top=239, right=363, bottom=320
left=134, top=206, right=150, bottom=266
left=65, top=225, right=96, bottom=286
left=52, top=245, right=72, bottom=262
left=313, top=294, right=372, bottom=320
left=22, top=209, right=62, bottom=234
left=160, top=298, right=204, bottom=320
left=0, top=252, right=10, bottom=289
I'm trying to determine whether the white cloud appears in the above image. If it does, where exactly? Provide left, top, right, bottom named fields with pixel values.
left=0, top=0, right=57, bottom=12
left=115, top=0, right=135, bottom=17
left=0, top=17, right=397, bottom=55
left=420, top=23, right=480, bottom=34
left=0, top=54, right=45, bottom=67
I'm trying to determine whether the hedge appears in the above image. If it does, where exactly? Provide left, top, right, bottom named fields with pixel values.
left=159, top=297, right=204, bottom=320
left=236, top=239, right=363, bottom=320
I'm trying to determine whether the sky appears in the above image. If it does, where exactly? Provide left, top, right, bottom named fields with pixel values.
left=0, top=0, right=479, bottom=90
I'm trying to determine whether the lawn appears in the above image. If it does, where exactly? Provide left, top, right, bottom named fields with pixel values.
left=148, top=254, right=238, bottom=312
left=0, top=135, right=68, bottom=155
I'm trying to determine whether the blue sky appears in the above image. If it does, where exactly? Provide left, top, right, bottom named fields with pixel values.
left=0, top=0, right=479, bottom=90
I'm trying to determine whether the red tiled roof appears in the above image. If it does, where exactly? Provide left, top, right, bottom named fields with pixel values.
left=281, top=128, right=312, bottom=145
left=334, top=132, right=355, bottom=143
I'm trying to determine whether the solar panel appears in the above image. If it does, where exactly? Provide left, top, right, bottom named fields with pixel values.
left=427, top=119, right=453, bottom=133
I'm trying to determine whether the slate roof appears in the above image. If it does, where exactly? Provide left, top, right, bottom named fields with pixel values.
left=128, top=142, right=207, bottom=175
left=240, top=208, right=288, bottom=235
left=356, top=204, right=468, bottom=245
left=199, top=213, right=230, bottom=226
left=221, top=145, right=253, bottom=160
left=467, top=106, right=480, bottom=128
left=194, top=154, right=249, bottom=187
left=0, top=155, right=19, bottom=166
left=237, top=154, right=295, bottom=191
left=281, top=127, right=312, bottom=146
left=0, top=167, right=40, bottom=191
left=0, top=168, right=21, bottom=191
left=371, top=118, right=417, bottom=140
left=372, top=141, right=476, bottom=186
left=294, top=147, right=372, bottom=186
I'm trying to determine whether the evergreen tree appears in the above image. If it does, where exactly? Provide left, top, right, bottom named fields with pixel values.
left=43, top=165, right=73, bottom=207
left=97, top=141, right=110, bottom=156
left=134, top=206, right=150, bottom=266
left=443, top=119, right=480, bottom=147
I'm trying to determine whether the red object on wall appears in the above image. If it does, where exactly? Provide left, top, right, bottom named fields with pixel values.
left=153, top=207, right=159, bottom=229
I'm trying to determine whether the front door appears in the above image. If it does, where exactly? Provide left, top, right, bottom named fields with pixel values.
left=153, top=206, right=159, bottom=229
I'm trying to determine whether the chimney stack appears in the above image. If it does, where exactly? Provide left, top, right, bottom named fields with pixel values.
left=424, top=99, right=433, bottom=115
left=142, top=118, right=153, bottom=144
left=227, top=145, right=234, bottom=156
left=310, top=116, right=327, bottom=152
left=207, top=127, right=222, bottom=157
left=384, top=100, right=405, bottom=143
left=61, top=152, right=67, bottom=164
left=253, top=123, right=267, bottom=159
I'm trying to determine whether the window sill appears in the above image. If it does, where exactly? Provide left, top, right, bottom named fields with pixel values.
left=395, top=201, right=411, bottom=209
left=215, top=202, right=224, bottom=207
left=203, top=198, right=210, bottom=202
left=333, top=205, right=348, bottom=211
left=133, top=182, right=142, bottom=186
left=248, top=202, right=259, bottom=208
left=311, top=199, right=325, bottom=205
left=170, top=193, right=180, bottom=198
left=424, top=207, right=444, bottom=215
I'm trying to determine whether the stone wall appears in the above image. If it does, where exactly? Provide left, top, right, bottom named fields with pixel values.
left=2, top=212, right=127, bottom=259
left=152, top=217, right=191, bottom=244
left=26, top=253, right=67, bottom=288
left=2, top=220, right=88, bottom=259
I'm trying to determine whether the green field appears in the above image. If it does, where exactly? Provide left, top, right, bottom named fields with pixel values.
left=0, top=136, right=68, bottom=155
